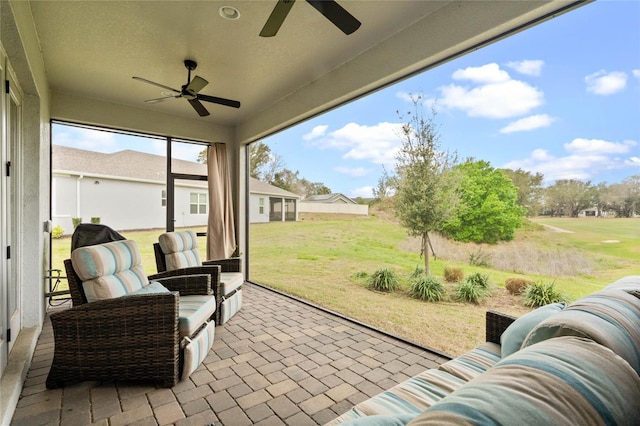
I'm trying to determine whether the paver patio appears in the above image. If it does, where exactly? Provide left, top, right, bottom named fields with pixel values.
left=11, top=283, right=448, bottom=425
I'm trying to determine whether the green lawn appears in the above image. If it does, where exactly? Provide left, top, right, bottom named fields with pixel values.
left=51, top=214, right=639, bottom=356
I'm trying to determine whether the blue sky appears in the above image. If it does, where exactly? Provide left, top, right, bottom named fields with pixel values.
left=55, top=1, right=639, bottom=198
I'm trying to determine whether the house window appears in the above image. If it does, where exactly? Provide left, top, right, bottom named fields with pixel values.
left=259, top=197, right=264, bottom=214
left=161, top=190, right=166, bottom=207
left=190, top=193, right=207, bottom=214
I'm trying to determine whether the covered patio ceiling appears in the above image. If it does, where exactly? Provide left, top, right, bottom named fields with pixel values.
left=28, top=0, right=587, bottom=144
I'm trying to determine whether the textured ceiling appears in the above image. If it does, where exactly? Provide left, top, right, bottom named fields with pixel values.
left=27, top=1, right=587, bottom=140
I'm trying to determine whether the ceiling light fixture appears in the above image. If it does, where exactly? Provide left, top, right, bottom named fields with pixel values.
left=219, top=6, right=240, bottom=20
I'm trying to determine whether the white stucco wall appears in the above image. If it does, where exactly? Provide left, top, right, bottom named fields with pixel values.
left=53, top=173, right=209, bottom=232
left=249, top=193, right=270, bottom=224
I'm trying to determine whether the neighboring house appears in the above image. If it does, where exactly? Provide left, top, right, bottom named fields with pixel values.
left=249, top=177, right=300, bottom=223
left=53, top=146, right=301, bottom=231
left=299, top=193, right=368, bottom=216
left=53, top=145, right=211, bottom=232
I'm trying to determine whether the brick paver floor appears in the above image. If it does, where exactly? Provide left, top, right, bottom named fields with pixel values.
left=11, top=283, right=448, bottom=425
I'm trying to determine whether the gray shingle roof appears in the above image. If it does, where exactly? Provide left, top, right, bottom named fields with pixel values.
left=53, top=145, right=300, bottom=197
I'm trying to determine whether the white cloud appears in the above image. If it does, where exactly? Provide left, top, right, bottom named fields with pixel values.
left=564, top=138, right=637, bottom=154
left=506, top=60, right=544, bottom=76
left=309, top=122, right=403, bottom=166
left=435, top=63, right=544, bottom=119
left=585, top=70, right=628, bottom=95
left=349, top=186, right=374, bottom=198
left=500, top=114, right=555, bottom=134
left=503, top=138, right=639, bottom=182
left=334, top=166, right=369, bottom=177
left=452, top=63, right=510, bottom=84
left=303, top=125, right=329, bottom=141
left=633, top=69, right=640, bottom=79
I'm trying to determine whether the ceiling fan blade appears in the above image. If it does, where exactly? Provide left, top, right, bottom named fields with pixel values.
left=132, top=76, right=180, bottom=93
left=306, top=0, right=361, bottom=35
left=198, top=94, right=241, bottom=109
left=145, top=95, right=180, bottom=103
left=188, top=99, right=210, bottom=117
left=186, top=75, right=209, bottom=95
left=260, top=0, right=296, bottom=37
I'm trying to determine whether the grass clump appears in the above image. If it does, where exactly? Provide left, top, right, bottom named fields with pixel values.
left=505, top=277, right=533, bottom=295
left=465, top=272, right=491, bottom=289
left=52, top=225, right=65, bottom=239
left=454, top=273, right=491, bottom=304
left=455, top=281, right=486, bottom=303
left=410, top=275, right=445, bottom=302
left=410, top=265, right=425, bottom=279
left=523, top=281, right=568, bottom=307
left=368, top=268, right=399, bottom=292
left=443, top=266, right=464, bottom=283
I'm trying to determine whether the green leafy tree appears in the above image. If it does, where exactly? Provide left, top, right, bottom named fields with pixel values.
left=249, top=142, right=272, bottom=179
left=443, top=159, right=525, bottom=244
left=601, top=175, right=640, bottom=217
left=501, top=168, right=544, bottom=216
left=394, top=98, right=459, bottom=276
left=544, top=179, right=594, bottom=217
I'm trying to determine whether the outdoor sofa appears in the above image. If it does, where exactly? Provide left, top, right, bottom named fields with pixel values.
left=46, top=239, right=217, bottom=388
left=327, top=275, right=640, bottom=425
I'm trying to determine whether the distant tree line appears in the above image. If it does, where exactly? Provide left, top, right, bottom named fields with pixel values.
left=200, top=143, right=332, bottom=198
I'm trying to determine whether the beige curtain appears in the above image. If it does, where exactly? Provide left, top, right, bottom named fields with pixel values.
left=206, top=143, right=237, bottom=260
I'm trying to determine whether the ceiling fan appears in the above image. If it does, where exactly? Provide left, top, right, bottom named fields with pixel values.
left=260, top=0, right=361, bottom=37
left=132, top=59, right=240, bottom=117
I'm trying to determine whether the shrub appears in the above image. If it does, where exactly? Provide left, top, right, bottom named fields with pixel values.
left=465, top=272, right=491, bottom=289
left=410, top=275, right=445, bottom=302
left=90, top=217, right=101, bottom=224
left=72, top=217, right=82, bottom=229
left=455, top=280, right=486, bottom=304
left=468, top=248, right=492, bottom=267
left=52, top=225, right=64, bottom=239
left=410, top=265, right=424, bottom=279
left=368, top=268, right=399, bottom=292
left=505, top=277, right=533, bottom=295
left=443, top=266, right=464, bottom=283
left=523, top=281, right=568, bottom=308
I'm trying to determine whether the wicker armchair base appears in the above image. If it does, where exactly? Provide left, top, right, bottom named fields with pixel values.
left=46, top=292, right=180, bottom=389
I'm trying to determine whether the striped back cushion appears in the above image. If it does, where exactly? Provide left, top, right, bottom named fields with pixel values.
left=158, top=231, right=202, bottom=270
left=522, top=288, right=640, bottom=374
left=71, top=240, right=149, bottom=302
left=604, top=275, right=640, bottom=298
left=407, top=336, right=640, bottom=426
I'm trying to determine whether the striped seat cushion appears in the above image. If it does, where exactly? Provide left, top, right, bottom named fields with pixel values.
left=604, top=275, right=640, bottom=298
left=326, top=343, right=501, bottom=425
left=522, top=288, right=640, bottom=374
left=71, top=240, right=148, bottom=302
left=407, top=336, right=640, bottom=426
left=220, top=289, right=242, bottom=325
left=182, top=320, right=216, bottom=381
left=436, top=342, right=501, bottom=382
left=178, top=295, right=217, bottom=337
left=221, top=272, right=244, bottom=294
left=159, top=231, right=202, bottom=270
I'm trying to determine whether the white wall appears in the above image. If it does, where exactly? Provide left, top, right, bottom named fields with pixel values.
left=249, top=193, right=270, bottom=224
left=53, top=173, right=209, bottom=232
left=298, top=202, right=368, bottom=215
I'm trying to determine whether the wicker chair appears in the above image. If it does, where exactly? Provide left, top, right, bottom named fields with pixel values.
left=154, top=230, right=244, bottom=325
left=46, top=239, right=217, bottom=389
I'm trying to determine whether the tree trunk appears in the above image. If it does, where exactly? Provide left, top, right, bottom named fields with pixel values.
left=423, top=232, right=430, bottom=276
